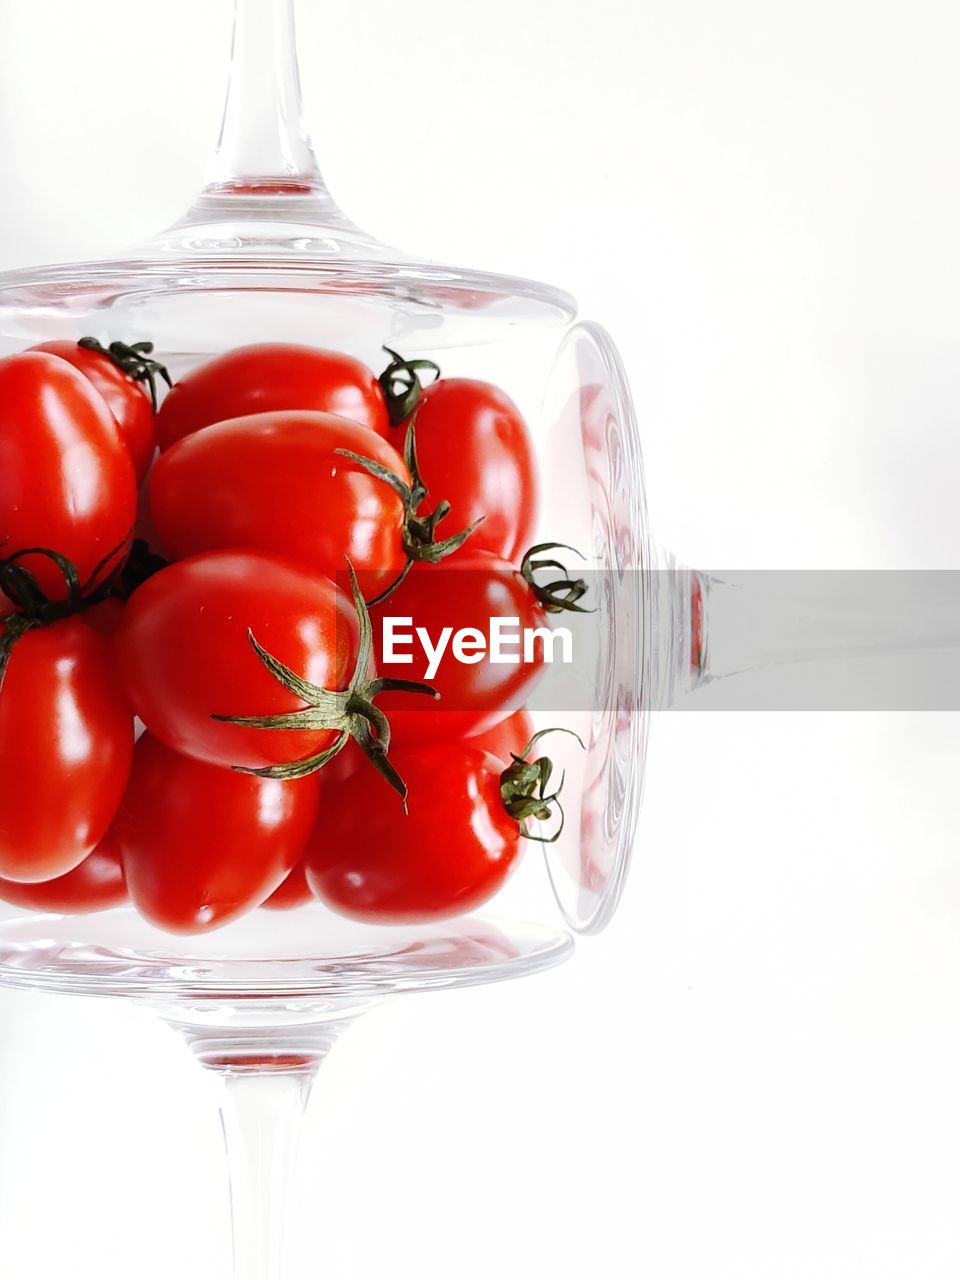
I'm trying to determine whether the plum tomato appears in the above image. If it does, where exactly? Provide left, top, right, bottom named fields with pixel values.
left=305, top=744, right=524, bottom=921
left=0, top=835, right=126, bottom=913
left=398, top=377, right=538, bottom=562
left=118, top=550, right=358, bottom=771
left=148, top=413, right=409, bottom=592
left=155, top=343, right=389, bottom=449
left=372, top=551, right=558, bottom=741
left=0, top=352, right=138, bottom=601
left=33, top=339, right=167, bottom=480
left=0, top=617, right=134, bottom=882
left=116, top=734, right=320, bottom=933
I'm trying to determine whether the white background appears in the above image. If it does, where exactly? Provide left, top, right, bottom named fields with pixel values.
left=2, top=1, right=960, bottom=1277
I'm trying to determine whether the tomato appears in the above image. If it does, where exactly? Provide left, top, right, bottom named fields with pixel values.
left=149, top=413, right=408, bottom=591
left=0, top=836, right=126, bottom=913
left=155, top=343, right=388, bottom=449
left=118, top=550, right=357, bottom=770
left=0, top=618, right=134, bottom=882
left=263, top=862, right=312, bottom=910
left=401, top=378, right=538, bottom=561
left=372, top=552, right=550, bottom=741
left=0, top=352, right=138, bottom=601
left=305, top=744, right=524, bottom=921
left=33, top=340, right=158, bottom=479
left=470, top=708, right=535, bottom=763
left=116, top=734, right=320, bottom=933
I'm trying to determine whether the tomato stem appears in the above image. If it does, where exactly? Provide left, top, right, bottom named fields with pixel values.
left=377, top=346, right=441, bottom=427
left=213, top=561, right=438, bottom=803
left=499, top=727, right=585, bottom=843
left=336, top=417, right=482, bottom=605
left=78, top=337, right=173, bottom=413
left=520, top=543, right=593, bottom=614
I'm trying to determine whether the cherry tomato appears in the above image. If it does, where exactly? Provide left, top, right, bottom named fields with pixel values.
left=470, top=708, right=535, bottom=763
left=0, top=352, right=137, bottom=601
left=118, top=551, right=357, bottom=770
left=155, top=343, right=389, bottom=449
left=403, top=378, right=538, bottom=561
left=0, top=835, right=126, bottom=913
left=305, top=744, right=523, bottom=921
left=149, top=413, right=408, bottom=592
left=116, top=734, right=320, bottom=933
left=0, top=618, right=134, bottom=882
left=372, top=553, right=549, bottom=741
left=33, top=340, right=157, bottom=479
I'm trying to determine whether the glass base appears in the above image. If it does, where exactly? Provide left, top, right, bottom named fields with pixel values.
left=0, top=904, right=574, bottom=1008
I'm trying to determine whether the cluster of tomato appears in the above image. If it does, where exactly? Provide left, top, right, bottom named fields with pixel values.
left=0, top=338, right=583, bottom=933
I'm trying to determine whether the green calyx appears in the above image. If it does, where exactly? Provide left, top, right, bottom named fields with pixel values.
left=520, top=543, right=592, bottom=614
left=78, top=337, right=172, bottom=412
left=0, top=535, right=132, bottom=687
left=378, top=346, right=441, bottom=427
left=499, top=727, right=585, bottom=843
left=335, top=417, right=482, bottom=606
left=212, top=561, right=438, bottom=802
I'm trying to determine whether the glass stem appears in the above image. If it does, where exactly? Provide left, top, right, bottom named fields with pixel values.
left=165, top=1006, right=368, bottom=1280
left=206, top=0, right=322, bottom=193
left=659, top=564, right=960, bottom=708
left=217, top=1063, right=315, bottom=1280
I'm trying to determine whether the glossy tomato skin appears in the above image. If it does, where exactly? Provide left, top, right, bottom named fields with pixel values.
left=372, top=552, right=548, bottom=742
left=118, top=550, right=357, bottom=770
left=117, top=734, right=320, bottom=933
left=0, top=835, right=126, bottom=913
left=155, top=343, right=389, bottom=449
left=305, top=744, right=521, bottom=922
left=470, top=708, right=535, bottom=764
left=0, top=352, right=138, bottom=600
left=33, top=341, right=156, bottom=479
left=149, top=413, right=408, bottom=591
left=0, top=618, right=134, bottom=882
left=406, top=378, right=538, bottom=561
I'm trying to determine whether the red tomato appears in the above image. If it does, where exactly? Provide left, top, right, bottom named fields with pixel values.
left=0, top=352, right=137, bottom=601
left=0, top=835, right=126, bottom=913
left=403, top=378, right=538, bottom=561
left=149, top=413, right=408, bottom=592
left=470, top=708, right=535, bottom=763
left=155, top=343, right=388, bottom=449
left=305, top=744, right=523, bottom=921
left=263, top=862, right=312, bottom=910
left=117, top=734, right=320, bottom=933
left=33, top=340, right=157, bottom=479
left=372, top=553, right=550, bottom=741
left=118, top=551, right=357, bottom=770
left=0, top=618, right=134, bottom=882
